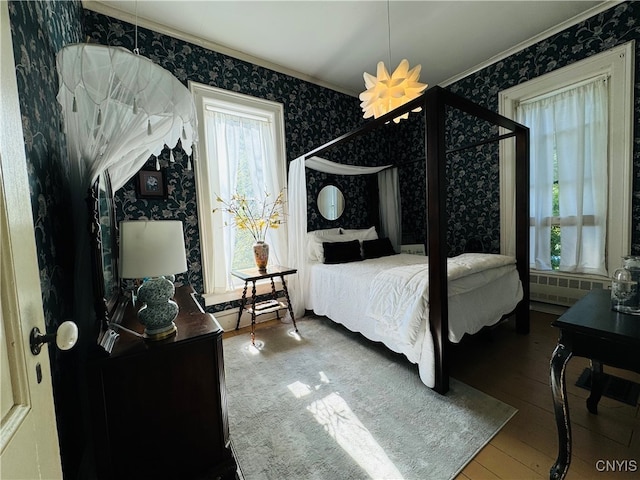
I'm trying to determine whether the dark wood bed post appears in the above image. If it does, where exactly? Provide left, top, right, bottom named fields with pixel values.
left=425, top=88, right=531, bottom=392
left=514, top=126, right=530, bottom=334
left=425, top=89, right=450, bottom=395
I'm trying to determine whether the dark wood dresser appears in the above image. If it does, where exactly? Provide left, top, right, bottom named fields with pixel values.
left=88, top=285, right=237, bottom=479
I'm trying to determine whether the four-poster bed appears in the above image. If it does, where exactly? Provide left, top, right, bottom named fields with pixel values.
left=287, top=86, right=530, bottom=394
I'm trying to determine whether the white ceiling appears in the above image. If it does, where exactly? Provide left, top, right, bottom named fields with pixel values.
left=85, top=1, right=611, bottom=96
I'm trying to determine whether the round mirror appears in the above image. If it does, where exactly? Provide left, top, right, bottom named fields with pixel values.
left=317, top=185, right=345, bottom=221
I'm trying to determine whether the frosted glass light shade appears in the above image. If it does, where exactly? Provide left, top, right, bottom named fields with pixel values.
left=359, top=59, right=428, bottom=123
left=119, top=220, right=187, bottom=279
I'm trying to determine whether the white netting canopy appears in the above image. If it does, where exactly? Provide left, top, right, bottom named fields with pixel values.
left=55, top=43, right=198, bottom=345
left=56, top=43, right=197, bottom=191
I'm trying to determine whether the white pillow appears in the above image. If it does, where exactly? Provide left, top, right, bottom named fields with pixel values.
left=308, top=230, right=373, bottom=262
left=306, top=228, right=377, bottom=262
left=307, top=229, right=343, bottom=262
left=340, top=226, right=378, bottom=242
left=308, top=228, right=342, bottom=237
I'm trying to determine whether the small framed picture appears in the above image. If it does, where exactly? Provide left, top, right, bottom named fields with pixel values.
left=136, top=170, right=167, bottom=199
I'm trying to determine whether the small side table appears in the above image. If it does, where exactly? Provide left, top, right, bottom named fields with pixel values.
left=549, top=288, right=640, bottom=480
left=231, top=265, right=298, bottom=345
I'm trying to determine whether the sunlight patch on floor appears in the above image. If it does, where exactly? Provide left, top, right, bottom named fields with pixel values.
left=287, top=371, right=331, bottom=398
left=307, top=392, right=404, bottom=479
left=288, top=329, right=302, bottom=340
left=287, top=381, right=312, bottom=398
left=244, top=340, right=264, bottom=355
left=318, top=371, right=330, bottom=384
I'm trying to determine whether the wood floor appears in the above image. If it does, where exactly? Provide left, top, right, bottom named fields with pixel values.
left=450, top=310, right=640, bottom=480
left=225, top=310, right=640, bottom=479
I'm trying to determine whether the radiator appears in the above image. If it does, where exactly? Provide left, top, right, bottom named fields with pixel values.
left=530, top=272, right=609, bottom=307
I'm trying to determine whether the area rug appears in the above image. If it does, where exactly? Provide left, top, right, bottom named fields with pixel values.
left=223, top=317, right=516, bottom=480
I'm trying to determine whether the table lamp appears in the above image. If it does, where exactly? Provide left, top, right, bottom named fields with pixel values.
left=119, top=220, right=188, bottom=340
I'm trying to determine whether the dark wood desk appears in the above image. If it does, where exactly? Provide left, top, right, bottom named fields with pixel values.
left=550, top=288, right=640, bottom=480
left=231, top=265, right=298, bottom=345
left=89, top=286, right=237, bottom=479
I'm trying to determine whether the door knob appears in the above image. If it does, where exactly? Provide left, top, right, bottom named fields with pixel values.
left=30, top=320, right=78, bottom=355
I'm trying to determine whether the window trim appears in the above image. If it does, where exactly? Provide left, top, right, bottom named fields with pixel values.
left=188, top=82, right=287, bottom=305
left=498, top=41, right=635, bottom=277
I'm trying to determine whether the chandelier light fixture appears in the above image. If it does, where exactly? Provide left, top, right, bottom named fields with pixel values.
left=359, top=2, right=428, bottom=123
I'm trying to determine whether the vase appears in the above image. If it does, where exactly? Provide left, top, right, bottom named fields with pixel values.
left=253, top=241, right=269, bottom=271
left=611, top=256, right=640, bottom=314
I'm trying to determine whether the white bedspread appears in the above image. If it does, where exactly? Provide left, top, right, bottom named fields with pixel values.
left=367, top=253, right=517, bottom=345
left=306, top=253, right=523, bottom=387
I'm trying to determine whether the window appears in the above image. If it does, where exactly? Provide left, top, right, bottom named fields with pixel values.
left=190, top=83, right=287, bottom=302
left=518, top=76, right=608, bottom=275
left=499, top=41, right=634, bottom=278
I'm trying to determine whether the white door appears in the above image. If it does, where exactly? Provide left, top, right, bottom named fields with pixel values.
left=0, top=1, right=63, bottom=478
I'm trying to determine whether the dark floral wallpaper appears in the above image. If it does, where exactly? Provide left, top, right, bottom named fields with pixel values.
left=8, top=0, right=85, bottom=477
left=8, top=0, right=80, bottom=342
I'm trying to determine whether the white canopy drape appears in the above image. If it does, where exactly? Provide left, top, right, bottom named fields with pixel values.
left=287, top=156, right=400, bottom=317
left=56, top=43, right=197, bottom=339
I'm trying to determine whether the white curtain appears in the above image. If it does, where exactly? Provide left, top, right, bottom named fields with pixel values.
left=378, top=167, right=401, bottom=252
left=286, top=156, right=397, bottom=317
left=206, top=111, right=238, bottom=292
left=287, top=157, right=308, bottom=318
left=518, top=76, right=608, bottom=275
left=206, top=110, right=286, bottom=292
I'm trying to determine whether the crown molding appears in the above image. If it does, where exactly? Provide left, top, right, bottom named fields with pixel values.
left=440, top=1, right=621, bottom=87
left=81, top=0, right=355, bottom=97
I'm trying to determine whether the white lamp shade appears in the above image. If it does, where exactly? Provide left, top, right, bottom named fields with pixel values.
left=119, top=220, right=188, bottom=279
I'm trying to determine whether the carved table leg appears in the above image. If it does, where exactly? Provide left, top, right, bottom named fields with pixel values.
left=250, top=281, right=257, bottom=345
left=270, top=276, right=280, bottom=320
left=235, top=282, right=248, bottom=330
left=280, top=275, right=298, bottom=333
left=586, top=360, right=604, bottom=415
left=550, top=342, right=573, bottom=480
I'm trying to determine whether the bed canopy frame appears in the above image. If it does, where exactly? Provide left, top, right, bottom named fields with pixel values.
left=292, top=85, right=529, bottom=394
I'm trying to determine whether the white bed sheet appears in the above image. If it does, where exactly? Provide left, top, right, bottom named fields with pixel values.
left=305, top=253, right=523, bottom=388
